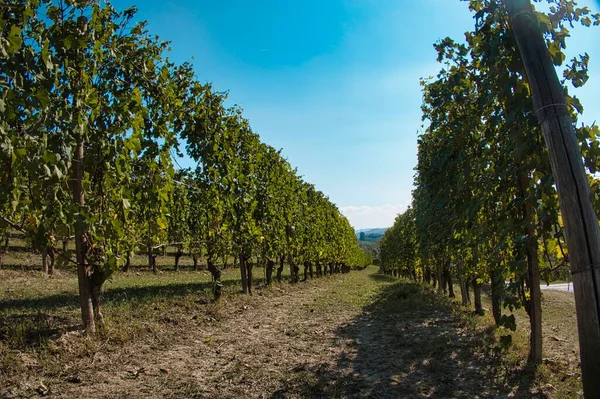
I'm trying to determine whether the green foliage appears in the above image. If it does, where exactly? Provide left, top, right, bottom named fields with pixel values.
left=381, top=0, right=599, bottom=360
left=0, top=0, right=368, bottom=326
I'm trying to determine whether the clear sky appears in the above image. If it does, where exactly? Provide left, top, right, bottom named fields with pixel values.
left=110, top=0, right=600, bottom=229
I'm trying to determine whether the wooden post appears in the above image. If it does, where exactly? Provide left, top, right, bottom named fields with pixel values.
left=506, top=1, right=600, bottom=396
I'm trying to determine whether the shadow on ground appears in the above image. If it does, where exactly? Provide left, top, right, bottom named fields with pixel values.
left=0, top=277, right=243, bottom=348
left=272, top=276, right=537, bottom=398
left=0, top=313, right=78, bottom=347
left=0, top=277, right=244, bottom=313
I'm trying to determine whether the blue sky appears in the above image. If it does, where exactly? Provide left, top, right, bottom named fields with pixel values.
left=111, top=0, right=600, bottom=229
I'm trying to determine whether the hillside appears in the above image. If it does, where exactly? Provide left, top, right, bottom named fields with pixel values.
left=356, top=228, right=388, bottom=243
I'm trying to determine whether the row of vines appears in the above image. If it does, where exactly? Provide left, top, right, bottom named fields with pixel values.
left=380, top=0, right=599, bottom=366
left=0, top=0, right=372, bottom=335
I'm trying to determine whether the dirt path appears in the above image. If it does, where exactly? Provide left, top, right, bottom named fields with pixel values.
left=51, top=268, right=523, bottom=398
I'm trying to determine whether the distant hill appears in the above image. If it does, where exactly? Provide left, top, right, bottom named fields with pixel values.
left=355, top=227, right=388, bottom=243
left=355, top=228, right=387, bottom=260
left=356, top=228, right=388, bottom=236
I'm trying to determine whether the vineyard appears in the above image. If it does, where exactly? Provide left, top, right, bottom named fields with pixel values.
left=2, top=0, right=600, bottom=397
left=380, top=0, right=600, bottom=397
left=0, top=265, right=582, bottom=398
left=0, top=0, right=372, bottom=337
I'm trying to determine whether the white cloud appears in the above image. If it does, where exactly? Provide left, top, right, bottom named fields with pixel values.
left=340, top=203, right=408, bottom=230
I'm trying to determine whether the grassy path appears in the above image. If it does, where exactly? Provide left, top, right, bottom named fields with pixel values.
left=57, top=267, right=394, bottom=398
left=2, top=266, right=570, bottom=398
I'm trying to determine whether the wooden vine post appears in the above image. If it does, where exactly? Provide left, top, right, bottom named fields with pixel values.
left=505, top=1, right=600, bottom=397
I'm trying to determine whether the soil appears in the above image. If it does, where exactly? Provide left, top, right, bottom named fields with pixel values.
left=2, top=267, right=565, bottom=398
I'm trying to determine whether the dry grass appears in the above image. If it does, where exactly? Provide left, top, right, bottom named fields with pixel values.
left=478, top=289, right=581, bottom=398
left=0, top=256, right=581, bottom=398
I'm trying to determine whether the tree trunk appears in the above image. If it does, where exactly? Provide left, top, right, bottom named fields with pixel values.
left=459, top=277, right=469, bottom=306
left=517, top=171, right=543, bottom=363
left=266, top=259, right=275, bottom=286
left=446, top=270, right=454, bottom=298
left=48, top=249, right=55, bottom=275
left=490, top=267, right=503, bottom=325
left=240, top=254, right=249, bottom=294
left=506, top=2, right=600, bottom=394
left=246, top=258, right=253, bottom=295
left=276, top=255, right=285, bottom=282
left=444, top=264, right=454, bottom=298
left=207, top=257, right=222, bottom=300
left=123, top=252, right=131, bottom=272
left=289, top=254, right=299, bottom=283
left=316, top=262, right=322, bottom=278
left=193, top=255, right=198, bottom=270
left=90, top=270, right=106, bottom=327
left=42, top=247, right=49, bottom=274
left=62, top=239, right=68, bottom=253
left=148, top=245, right=158, bottom=274
left=72, top=138, right=95, bottom=335
left=303, top=261, right=309, bottom=281
left=174, top=245, right=183, bottom=271
left=309, top=262, right=314, bottom=279
left=473, top=277, right=483, bottom=316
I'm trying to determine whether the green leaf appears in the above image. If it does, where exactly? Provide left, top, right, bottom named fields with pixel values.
left=569, top=96, right=583, bottom=114
left=64, top=34, right=74, bottom=50
left=582, top=16, right=591, bottom=27
left=15, top=147, right=27, bottom=158
left=547, top=42, right=566, bottom=65
left=157, top=217, right=168, bottom=229
left=107, top=255, right=118, bottom=270
left=35, top=89, right=51, bottom=109
left=537, top=13, right=550, bottom=24
left=41, top=39, right=53, bottom=69
left=53, top=165, right=63, bottom=179
left=7, top=26, right=22, bottom=53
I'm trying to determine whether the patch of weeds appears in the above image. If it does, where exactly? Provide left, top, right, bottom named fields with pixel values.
left=314, top=267, right=383, bottom=311
left=0, top=341, right=23, bottom=376
left=0, top=313, right=69, bottom=348
left=536, top=360, right=581, bottom=398
left=272, top=369, right=348, bottom=399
